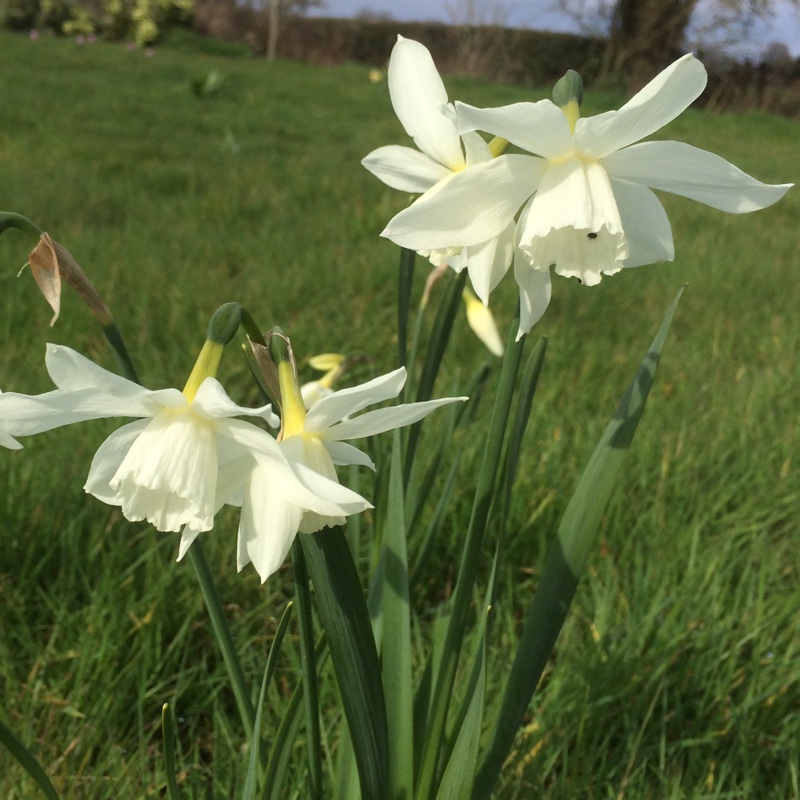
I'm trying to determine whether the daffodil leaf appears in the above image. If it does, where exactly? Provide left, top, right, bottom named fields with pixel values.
left=0, top=717, right=61, bottom=800
left=242, top=662, right=270, bottom=800
left=246, top=600, right=293, bottom=800
left=262, top=639, right=328, bottom=800
left=434, top=608, right=489, bottom=800
left=333, top=715, right=360, bottom=800
left=160, top=704, right=180, bottom=800
left=382, top=431, right=414, bottom=798
left=473, top=286, right=685, bottom=800
left=300, top=528, right=389, bottom=800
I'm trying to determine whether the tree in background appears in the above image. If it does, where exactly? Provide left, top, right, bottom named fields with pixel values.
left=444, top=0, right=513, bottom=79
left=559, top=0, right=799, bottom=88
left=241, top=0, right=323, bottom=59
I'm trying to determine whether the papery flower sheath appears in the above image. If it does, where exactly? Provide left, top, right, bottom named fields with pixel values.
left=362, top=35, right=514, bottom=303
left=382, top=54, right=793, bottom=337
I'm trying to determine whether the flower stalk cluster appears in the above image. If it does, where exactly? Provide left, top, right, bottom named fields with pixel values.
left=0, top=319, right=464, bottom=583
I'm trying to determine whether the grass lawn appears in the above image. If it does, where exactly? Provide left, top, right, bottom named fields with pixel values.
left=0, top=29, right=798, bottom=799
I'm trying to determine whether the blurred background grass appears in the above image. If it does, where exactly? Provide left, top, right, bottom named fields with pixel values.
left=0, top=30, right=798, bottom=798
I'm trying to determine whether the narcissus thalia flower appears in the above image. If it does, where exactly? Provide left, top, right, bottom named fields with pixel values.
left=362, top=35, right=514, bottom=303
left=0, top=345, right=360, bottom=550
left=382, top=54, right=793, bottom=337
left=231, top=349, right=466, bottom=582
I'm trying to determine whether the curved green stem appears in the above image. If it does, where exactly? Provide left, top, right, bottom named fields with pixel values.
left=187, top=542, right=256, bottom=740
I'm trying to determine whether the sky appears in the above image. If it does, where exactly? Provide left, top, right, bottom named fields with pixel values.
left=308, top=0, right=800, bottom=57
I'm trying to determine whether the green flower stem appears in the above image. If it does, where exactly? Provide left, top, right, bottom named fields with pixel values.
left=102, top=319, right=140, bottom=383
left=187, top=542, right=256, bottom=740
left=0, top=211, right=44, bottom=240
left=292, top=541, right=322, bottom=799
left=402, top=297, right=427, bottom=406
left=235, top=305, right=268, bottom=348
left=416, top=318, right=525, bottom=800
left=404, top=269, right=467, bottom=484
left=397, top=247, right=416, bottom=370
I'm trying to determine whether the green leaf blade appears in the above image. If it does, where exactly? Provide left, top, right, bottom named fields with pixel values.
left=0, top=717, right=61, bottom=800
left=382, top=432, right=414, bottom=799
left=300, top=528, right=389, bottom=800
left=473, top=287, right=685, bottom=799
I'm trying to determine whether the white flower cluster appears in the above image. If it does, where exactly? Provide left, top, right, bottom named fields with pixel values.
left=363, top=37, right=792, bottom=338
left=0, top=344, right=463, bottom=582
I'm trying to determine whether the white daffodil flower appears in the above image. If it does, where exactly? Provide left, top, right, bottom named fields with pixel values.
left=362, top=35, right=514, bottom=303
left=175, top=421, right=371, bottom=584
left=0, top=344, right=325, bottom=539
left=382, top=54, right=793, bottom=337
left=220, top=359, right=465, bottom=582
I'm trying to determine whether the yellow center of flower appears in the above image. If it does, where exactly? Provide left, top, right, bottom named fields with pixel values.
left=182, top=341, right=224, bottom=402
left=561, top=99, right=580, bottom=135
left=277, top=359, right=307, bottom=440
left=489, top=136, right=510, bottom=157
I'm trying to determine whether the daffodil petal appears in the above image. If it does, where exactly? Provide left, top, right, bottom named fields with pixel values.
left=389, top=35, right=464, bottom=171
left=610, top=178, right=675, bottom=267
left=291, top=460, right=370, bottom=514
left=217, top=416, right=283, bottom=456
left=575, top=54, right=707, bottom=159
left=464, top=222, right=515, bottom=304
left=0, top=389, right=23, bottom=449
left=322, top=396, right=466, bottom=442
left=44, top=343, right=146, bottom=394
left=235, top=450, right=370, bottom=582
left=304, top=368, right=407, bottom=433
left=0, top=390, right=101, bottom=436
left=177, top=526, right=202, bottom=561
left=324, top=440, right=376, bottom=470
left=603, top=140, right=793, bottom=213
left=192, top=378, right=278, bottom=425
left=462, top=131, right=492, bottom=166
left=362, top=145, right=452, bottom=193
left=0, top=431, right=22, bottom=449
left=455, top=99, right=571, bottom=159
left=238, top=470, right=303, bottom=582
left=382, top=155, right=544, bottom=250
left=108, top=409, right=218, bottom=533
left=513, top=248, right=552, bottom=340
left=84, top=419, right=149, bottom=503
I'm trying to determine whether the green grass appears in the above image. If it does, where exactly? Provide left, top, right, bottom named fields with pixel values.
left=1, top=29, right=799, bottom=799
